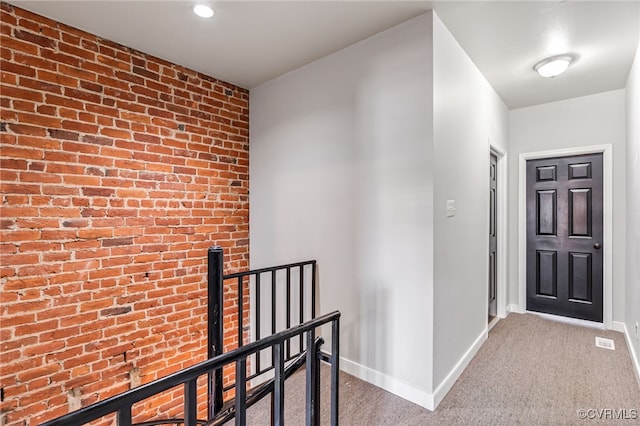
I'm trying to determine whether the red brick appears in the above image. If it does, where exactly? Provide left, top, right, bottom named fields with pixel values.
left=59, top=41, right=96, bottom=61
left=1, top=33, right=39, bottom=54
left=61, top=119, right=98, bottom=134
left=19, top=76, right=62, bottom=93
left=13, top=29, right=56, bottom=49
left=45, top=93, right=84, bottom=110
left=1, top=85, right=44, bottom=102
left=37, top=105, right=57, bottom=116
left=1, top=4, right=249, bottom=424
left=41, top=48, right=81, bottom=68
left=15, top=111, right=62, bottom=127
left=100, top=127, right=131, bottom=139
left=64, top=87, right=101, bottom=104
left=13, top=52, right=56, bottom=73
left=37, top=68, right=79, bottom=88
left=2, top=60, right=37, bottom=77
left=0, top=159, right=27, bottom=171
left=48, top=128, right=78, bottom=141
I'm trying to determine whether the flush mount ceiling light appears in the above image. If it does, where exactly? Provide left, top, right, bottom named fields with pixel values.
left=533, top=54, right=576, bottom=78
left=193, top=4, right=214, bottom=18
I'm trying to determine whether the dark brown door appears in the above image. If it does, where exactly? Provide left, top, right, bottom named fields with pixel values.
left=489, top=154, right=497, bottom=321
left=526, top=153, right=603, bottom=322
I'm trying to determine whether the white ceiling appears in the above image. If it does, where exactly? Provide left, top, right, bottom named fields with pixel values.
left=8, top=1, right=640, bottom=109
left=435, top=1, right=640, bottom=108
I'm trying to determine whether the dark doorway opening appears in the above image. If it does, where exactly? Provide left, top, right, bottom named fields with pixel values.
left=489, top=153, right=498, bottom=323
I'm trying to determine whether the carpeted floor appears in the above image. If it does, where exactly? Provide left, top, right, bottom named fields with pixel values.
left=240, top=313, right=640, bottom=425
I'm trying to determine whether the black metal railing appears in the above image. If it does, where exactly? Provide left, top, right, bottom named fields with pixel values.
left=207, top=247, right=318, bottom=417
left=42, top=247, right=337, bottom=426
left=40, top=311, right=340, bottom=426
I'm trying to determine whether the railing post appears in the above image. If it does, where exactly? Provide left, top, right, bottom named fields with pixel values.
left=273, top=342, right=285, bottom=426
left=117, top=408, right=132, bottom=426
left=331, top=317, right=340, bottom=426
left=313, top=339, right=321, bottom=426
left=184, top=379, right=197, bottom=426
left=208, top=246, right=224, bottom=420
left=235, top=358, right=247, bottom=426
left=311, top=261, right=316, bottom=319
left=305, top=330, right=319, bottom=426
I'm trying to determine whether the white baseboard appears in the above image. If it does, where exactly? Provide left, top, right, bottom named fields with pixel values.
left=611, top=321, right=626, bottom=333
left=340, top=357, right=435, bottom=410
left=431, top=327, right=487, bottom=409
left=507, top=303, right=524, bottom=314
left=621, top=322, right=640, bottom=388
left=341, top=327, right=488, bottom=411
left=488, top=316, right=500, bottom=331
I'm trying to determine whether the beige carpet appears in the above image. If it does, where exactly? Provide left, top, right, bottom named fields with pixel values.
left=240, top=313, right=640, bottom=425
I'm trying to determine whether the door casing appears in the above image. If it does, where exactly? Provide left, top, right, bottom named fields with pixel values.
left=518, top=145, right=613, bottom=329
left=490, top=141, right=507, bottom=320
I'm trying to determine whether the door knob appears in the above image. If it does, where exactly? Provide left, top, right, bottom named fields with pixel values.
left=594, top=243, right=601, bottom=249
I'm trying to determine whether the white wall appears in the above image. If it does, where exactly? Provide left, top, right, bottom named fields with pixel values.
left=250, top=13, right=435, bottom=402
left=251, top=11, right=512, bottom=408
left=508, top=90, right=627, bottom=323
left=432, top=14, right=509, bottom=389
left=625, top=41, right=640, bottom=380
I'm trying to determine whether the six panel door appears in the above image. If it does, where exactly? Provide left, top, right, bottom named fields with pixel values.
left=526, top=153, right=604, bottom=322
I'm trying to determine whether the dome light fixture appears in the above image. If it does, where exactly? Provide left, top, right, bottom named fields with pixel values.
left=193, top=4, right=214, bottom=18
left=533, top=54, right=576, bottom=78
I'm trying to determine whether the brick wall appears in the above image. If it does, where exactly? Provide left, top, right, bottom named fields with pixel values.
left=0, top=3, right=249, bottom=425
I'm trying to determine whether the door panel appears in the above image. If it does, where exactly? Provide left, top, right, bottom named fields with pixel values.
left=569, top=163, right=591, bottom=179
left=568, top=189, right=591, bottom=236
left=568, top=252, right=592, bottom=302
left=536, top=165, right=557, bottom=181
left=536, top=190, right=557, bottom=235
left=536, top=250, right=557, bottom=297
left=526, top=153, right=603, bottom=322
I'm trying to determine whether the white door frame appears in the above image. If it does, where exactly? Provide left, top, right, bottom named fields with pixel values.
left=518, top=144, right=613, bottom=329
left=490, top=141, right=508, bottom=319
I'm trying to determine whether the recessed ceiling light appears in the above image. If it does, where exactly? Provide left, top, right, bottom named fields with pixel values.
left=533, top=54, right=576, bottom=78
left=193, top=4, right=214, bottom=18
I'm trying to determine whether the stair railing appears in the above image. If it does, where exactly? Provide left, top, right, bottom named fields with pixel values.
left=41, top=247, right=339, bottom=426
left=40, top=311, right=340, bottom=426
left=208, top=247, right=318, bottom=419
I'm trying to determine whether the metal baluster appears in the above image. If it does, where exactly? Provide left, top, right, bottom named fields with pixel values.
left=235, top=359, right=247, bottom=426
left=207, top=246, right=224, bottom=419
left=273, top=343, right=285, bottom=426
left=305, top=330, right=317, bottom=426
left=331, top=318, right=340, bottom=426
left=271, top=270, right=276, bottom=335
left=271, top=269, right=276, bottom=369
left=184, top=379, right=197, bottom=426
left=311, top=262, right=316, bottom=320
left=238, top=276, right=243, bottom=347
left=286, top=267, right=291, bottom=359
left=299, top=266, right=304, bottom=351
left=255, top=273, right=261, bottom=373
left=313, top=342, right=321, bottom=426
left=117, top=407, right=132, bottom=426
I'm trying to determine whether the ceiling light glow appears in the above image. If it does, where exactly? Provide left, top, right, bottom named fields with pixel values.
left=533, top=54, right=575, bottom=78
left=193, top=4, right=214, bottom=18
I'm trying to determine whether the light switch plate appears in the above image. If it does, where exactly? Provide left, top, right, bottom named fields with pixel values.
left=446, top=200, right=456, bottom=217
